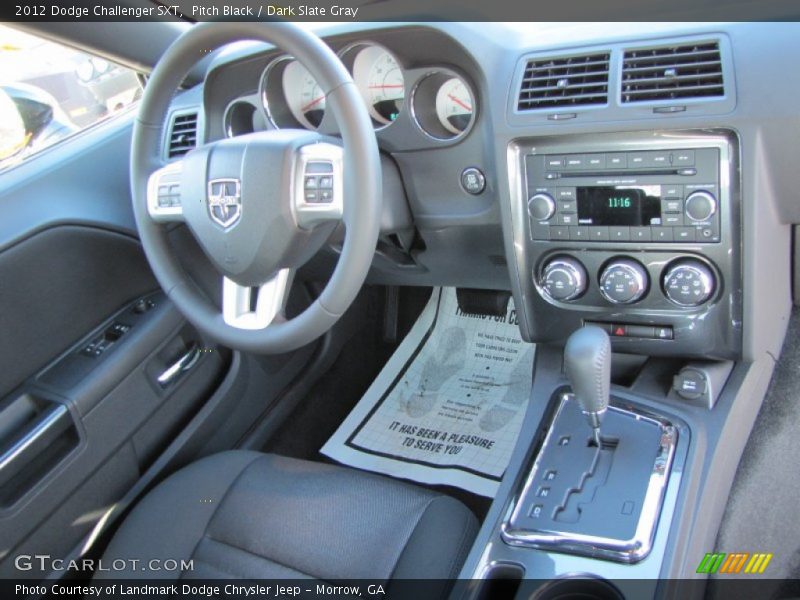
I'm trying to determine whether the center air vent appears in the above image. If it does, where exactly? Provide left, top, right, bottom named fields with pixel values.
left=167, top=111, right=198, bottom=158
left=621, top=41, right=724, bottom=103
left=517, top=52, right=610, bottom=111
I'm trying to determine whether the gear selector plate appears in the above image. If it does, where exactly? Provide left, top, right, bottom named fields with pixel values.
left=502, top=393, right=677, bottom=563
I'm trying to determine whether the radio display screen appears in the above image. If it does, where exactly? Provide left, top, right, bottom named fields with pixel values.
left=577, top=186, right=662, bottom=226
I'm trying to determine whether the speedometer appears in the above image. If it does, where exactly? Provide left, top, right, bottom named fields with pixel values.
left=282, top=60, right=325, bottom=130
left=435, top=77, right=474, bottom=135
left=352, top=46, right=404, bottom=126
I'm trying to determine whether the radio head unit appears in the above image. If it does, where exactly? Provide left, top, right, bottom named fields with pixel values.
left=526, top=148, right=721, bottom=243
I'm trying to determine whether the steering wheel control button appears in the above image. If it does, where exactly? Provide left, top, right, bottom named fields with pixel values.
left=599, top=259, right=649, bottom=304
left=461, top=167, right=486, bottom=195
left=302, top=160, right=335, bottom=204
left=540, top=257, right=587, bottom=302
left=294, top=143, right=344, bottom=228
left=684, top=190, right=717, bottom=222
left=663, top=260, right=716, bottom=307
left=147, top=160, right=185, bottom=222
left=528, top=192, right=556, bottom=221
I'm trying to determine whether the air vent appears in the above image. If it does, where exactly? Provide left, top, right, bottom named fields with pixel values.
left=517, top=52, right=610, bottom=111
left=621, top=41, right=724, bottom=104
left=167, top=111, right=198, bottom=158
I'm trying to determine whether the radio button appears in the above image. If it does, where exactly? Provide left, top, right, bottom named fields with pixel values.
left=662, top=198, right=683, bottom=214
left=685, top=190, right=717, bottom=222
left=549, top=226, right=570, bottom=240
left=630, top=227, right=652, bottom=241
left=649, top=151, right=671, bottom=167
left=557, top=214, right=578, bottom=226
left=674, top=227, right=696, bottom=242
left=556, top=187, right=576, bottom=200
left=528, top=192, right=556, bottom=221
left=558, top=200, right=577, bottom=213
left=652, top=228, right=674, bottom=242
left=589, top=227, right=609, bottom=241
left=564, top=155, right=586, bottom=169
left=663, top=184, right=683, bottom=197
left=609, top=227, right=631, bottom=241
left=569, top=226, right=589, bottom=240
left=663, top=214, right=684, bottom=227
left=606, top=153, right=627, bottom=169
left=628, top=152, right=648, bottom=168
left=586, top=154, right=605, bottom=169
left=530, top=222, right=550, bottom=240
left=673, top=150, right=696, bottom=166
left=545, top=156, right=565, bottom=169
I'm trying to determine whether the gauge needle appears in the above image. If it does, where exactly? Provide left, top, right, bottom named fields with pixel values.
left=448, top=94, right=472, bottom=112
left=368, top=84, right=404, bottom=89
left=301, top=96, right=325, bottom=112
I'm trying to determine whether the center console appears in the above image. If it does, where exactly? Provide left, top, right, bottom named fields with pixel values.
left=506, top=130, right=741, bottom=359
left=459, top=130, right=745, bottom=599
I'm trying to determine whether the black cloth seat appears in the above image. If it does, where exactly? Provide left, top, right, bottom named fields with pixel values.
left=97, top=451, right=478, bottom=581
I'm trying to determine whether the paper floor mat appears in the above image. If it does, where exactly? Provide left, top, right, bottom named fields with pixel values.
left=321, top=287, right=535, bottom=497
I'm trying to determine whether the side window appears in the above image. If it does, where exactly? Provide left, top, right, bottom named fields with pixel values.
left=0, top=25, right=143, bottom=170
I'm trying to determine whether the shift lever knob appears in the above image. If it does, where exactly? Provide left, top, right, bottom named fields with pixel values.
left=564, top=326, right=611, bottom=445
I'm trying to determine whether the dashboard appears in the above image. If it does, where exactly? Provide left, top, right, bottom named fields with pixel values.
left=167, top=21, right=800, bottom=363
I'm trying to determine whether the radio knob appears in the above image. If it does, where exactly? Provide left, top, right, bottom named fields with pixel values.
left=540, top=257, right=587, bottom=301
left=528, top=193, right=556, bottom=221
left=599, top=259, right=649, bottom=304
left=684, top=190, right=717, bottom=222
left=663, top=260, right=716, bottom=307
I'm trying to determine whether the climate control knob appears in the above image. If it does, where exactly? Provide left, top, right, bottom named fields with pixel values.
left=540, top=257, right=587, bottom=301
left=684, top=190, right=717, bottom=222
left=528, top=192, right=556, bottom=221
left=599, top=259, right=649, bottom=304
left=663, top=260, right=716, bottom=307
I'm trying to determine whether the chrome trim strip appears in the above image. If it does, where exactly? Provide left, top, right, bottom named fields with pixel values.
left=500, top=393, right=678, bottom=564
left=0, top=405, right=69, bottom=473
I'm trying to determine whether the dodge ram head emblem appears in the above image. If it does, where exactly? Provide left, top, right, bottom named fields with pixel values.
left=207, top=178, right=241, bottom=228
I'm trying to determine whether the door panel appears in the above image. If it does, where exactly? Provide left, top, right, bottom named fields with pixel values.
left=0, top=112, right=231, bottom=579
left=0, top=226, right=156, bottom=399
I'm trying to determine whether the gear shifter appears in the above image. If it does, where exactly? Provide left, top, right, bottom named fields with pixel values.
left=564, top=326, right=611, bottom=446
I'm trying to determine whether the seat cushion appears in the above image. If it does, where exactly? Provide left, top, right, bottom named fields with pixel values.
left=97, top=451, right=478, bottom=581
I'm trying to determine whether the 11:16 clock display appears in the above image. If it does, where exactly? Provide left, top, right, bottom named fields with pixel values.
left=576, top=185, right=662, bottom=226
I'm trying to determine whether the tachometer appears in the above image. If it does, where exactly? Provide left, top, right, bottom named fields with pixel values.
left=282, top=60, right=325, bottom=130
left=352, top=46, right=404, bottom=126
left=435, top=77, right=474, bottom=135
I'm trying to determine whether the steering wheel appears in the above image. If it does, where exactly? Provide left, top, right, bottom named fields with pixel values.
left=130, top=22, right=381, bottom=354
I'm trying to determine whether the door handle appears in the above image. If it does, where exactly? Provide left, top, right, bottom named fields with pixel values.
left=156, top=345, right=201, bottom=389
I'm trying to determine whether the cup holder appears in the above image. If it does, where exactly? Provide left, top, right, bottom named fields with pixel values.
left=532, top=576, right=624, bottom=600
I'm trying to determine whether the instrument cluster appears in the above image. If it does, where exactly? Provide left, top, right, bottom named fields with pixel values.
left=224, top=41, right=478, bottom=145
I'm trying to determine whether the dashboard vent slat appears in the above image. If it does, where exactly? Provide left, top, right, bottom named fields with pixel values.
left=167, top=112, right=198, bottom=158
left=518, top=52, right=610, bottom=111
left=621, top=41, right=724, bottom=104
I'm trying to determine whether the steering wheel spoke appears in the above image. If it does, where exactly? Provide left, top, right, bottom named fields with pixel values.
left=146, top=160, right=185, bottom=223
left=222, top=269, right=294, bottom=330
left=293, top=142, right=344, bottom=229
